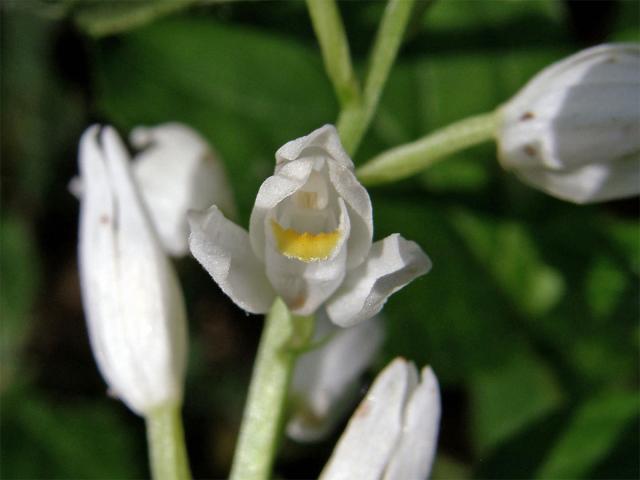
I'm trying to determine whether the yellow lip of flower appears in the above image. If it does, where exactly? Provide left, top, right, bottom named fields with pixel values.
left=271, top=219, right=342, bottom=262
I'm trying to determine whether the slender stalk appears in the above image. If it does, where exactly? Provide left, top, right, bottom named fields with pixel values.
left=306, top=0, right=360, bottom=107
left=145, top=403, right=192, bottom=480
left=338, top=0, right=416, bottom=155
left=230, top=298, right=314, bottom=480
left=356, top=111, right=499, bottom=186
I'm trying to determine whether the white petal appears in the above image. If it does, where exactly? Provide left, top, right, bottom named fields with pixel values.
left=276, top=124, right=354, bottom=170
left=249, top=158, right=314, bottom=260
left=326, top=234, right=432, bottom=327
left=499, top=84, right=640, bottom=171
left=78, top=125, right=119, bottom=393
left=515, top=152, right=640, bottom=204
left=383, top=367, right=441, bottom=480
left=287, top=313, right=385, bottom=442
left=320, top=358, right=418, bottom=480
left=131, top=123, right=236, bottom=257
left=328, top=161, right=373, bottom=269
left=102, top=126, right=188, bottom=413
left=264, top=199, right=350, bottom=315
left=506, top=44, right=640, bottom=110
left=78, top=126, right=187, bottom=415
left=188, top=205, right=275, bottom=314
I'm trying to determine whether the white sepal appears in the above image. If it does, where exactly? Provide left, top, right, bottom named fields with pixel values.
left=327, top=159, right=373, bottom=269
left=515, top=154, right=640, bottom=204
left=131, top=122, right=235, bottom=256
left=275, top=124, right=354, bottom=170
left=326, top=234, right=432, bottom=327
left=287, top=313, right=384, bottom=442
left=188, top=206, right=276, bottom=314
left=382, top=367, right=441, bottom=480
left=78, top=125, right=187, bottom=416
left=320, top=358, right=441, bottom=480
left=498, top=43, right=640, bottom=203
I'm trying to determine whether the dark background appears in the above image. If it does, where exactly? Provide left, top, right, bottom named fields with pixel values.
left=1, top=1, right=639, bottom=478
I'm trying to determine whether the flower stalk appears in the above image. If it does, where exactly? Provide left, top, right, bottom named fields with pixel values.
left=306, top=0, right=360, bottom=107
left=229, top=298, right=314, bottom=480
left=145, top=404, right=192, bottom=480
left=337, top=0, right=416, bottom=155
left=356, top=111, right=498, bottom=186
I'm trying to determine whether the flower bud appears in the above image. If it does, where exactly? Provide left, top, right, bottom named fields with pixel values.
left=320, top=358, right=441, bottom=480
left=131, top=123, right=235, bottom=256
left=498, top=43, right=640, bottom=203
left=287, top=313, right=384, bottom=442
left=77, top=125, right=188, bottom=415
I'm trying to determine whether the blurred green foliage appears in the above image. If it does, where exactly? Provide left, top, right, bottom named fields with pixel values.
left=0, top=217, right=40, bottom=392
left=1, top=0, right=638, bottom=478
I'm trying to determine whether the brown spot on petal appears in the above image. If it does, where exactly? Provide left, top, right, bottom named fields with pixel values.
left=99, top=214, right=110, bottom=225
left=287, top=293, right=307, bottom=311
left=519, top=111, right=535, bottom=121
left=523, top=145, right=537, bottom=157
left=354, top=399, right=372, bottom=419
left=106, top=387, right=119, bottom=399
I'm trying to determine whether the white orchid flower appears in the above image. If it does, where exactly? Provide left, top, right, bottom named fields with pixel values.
left=71, top=122, right=234, bottom=257
left=287, top=313, right=385, bottom=442
left=320, top=358, right=441, bottom=480
left=77, top=125, right=187, bottom=415
left=498, top=43, right=640, bottom=203
left=189, top=125, right=431, bottom=326
left=131, top=122, right=235, bottom=256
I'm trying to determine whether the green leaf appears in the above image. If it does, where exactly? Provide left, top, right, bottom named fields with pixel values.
left=0, top=216, right=40, bottom=393
left=419, top=151, right=491, bottom=193
left=450, top=209, right=565, bottom=317
left=1, top=389, right=142, bottom=478
left=422, top=0, right=562, bottom=33
left=470, top=347, right=564, bottom=454
left=536, top=392, right=640, bottom=479
left=74, top=0, right=200, bottom=37
left=2, top=9, right=85, bottom=205
left=604, top=218, right=640, bottom=276
left=585, top=256, right=627, bottom=320
left=431, top=454, right=472, bottom=480
left=94, top=17, right=336, bottom=221
left=374, top=197, right=525, bottom=383
left=610, top=0, right=640, bottom=42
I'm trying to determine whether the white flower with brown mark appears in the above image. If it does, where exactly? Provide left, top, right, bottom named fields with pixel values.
left=77, top=125, right=188, bottom=415
left=320, top=357, right=441, bottom=480
left=287, top=313, right=385, bottom=442
left=498, top=43, right=640, bottom=203
left=71, top=122, right=235, bottom=257
left=188, top=125, right=431, bottom=326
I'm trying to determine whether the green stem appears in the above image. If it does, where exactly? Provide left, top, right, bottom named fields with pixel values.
left=229, top=298, right=314, bottom=480
left=338, top=0, right=416, bottom=155
left=356, top=110, right=499, bottom=186
left=306, top=0, right=360, bottom=107
left=145, top=403, right=192, bottom=480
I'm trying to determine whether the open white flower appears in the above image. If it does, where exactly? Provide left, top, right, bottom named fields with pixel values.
left=77, top=125, right=188, bottom=415
left=320, top=358, right=441, bottom=480
left=498, top=43, right=640, bottom=203
left=189, top=125, right=431, bottom=326
left=287, top=313, right=385, bottom=442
